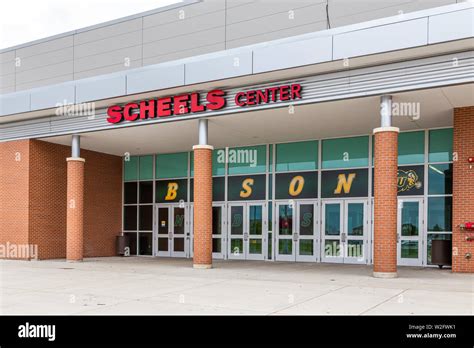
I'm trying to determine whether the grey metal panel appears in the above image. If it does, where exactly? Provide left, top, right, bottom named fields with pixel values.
left=74, top=31, right=142, bottom=59
left=73, top=46, right=142, bottom=73
left=2, top=52, right=472, bottom=141
left=142, top=43, right=225, bottom=66
left=30, top=83, right=75, bottom=110
left=333, top=18, right=428, bottom=59
left=16, top=74, right=74, bottom=92
left=0, top=86, right=15, bottom=94
left=142, top=27, right=225, bottom=59
left=226, top=22, right=327, bottom=49
left=74, top=18, right=142, bottom=45
left=226, top=2, right=327, bottom=41
left=0, top=74, right=15, bottom=89
left=127, top=63, right=185, bottom=94
left=15, top=47, right=73, bottom=72
left=143, top=10, right=225, bottom=43
left=0, top=60, right=15, bottom=76
left=75, top=74, right=126, bottom=103
left=225, top=0, right=322, bottom=25
left=15, top=36, right=73, bottom=58
left=253, top=36, right=332, bottom=73
left=429, top=8, right=474, bottom=44
left=74, top=60, right=142, bottom=80
left=143, top=0, right=224, bottom=28
left=0, top=91, right=30, bottom=115
left=0, top=51, right=15, bottom=64
left=185, top=51, right=252, bottom=84
left=15, top=61, right=73, bottom=86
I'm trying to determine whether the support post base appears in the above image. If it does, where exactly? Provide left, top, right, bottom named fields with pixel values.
left=373, top=271, right=398, bottom=279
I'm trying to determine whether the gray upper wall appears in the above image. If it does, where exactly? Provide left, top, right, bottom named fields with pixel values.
left=0, top=0, right=458, bottom=94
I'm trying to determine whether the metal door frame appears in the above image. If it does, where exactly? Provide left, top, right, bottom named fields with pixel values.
left=397, top=197, right=424, bottom=266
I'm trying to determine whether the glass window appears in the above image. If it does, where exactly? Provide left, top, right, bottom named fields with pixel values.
left=124, top=206, right=137, bottom=231
left=427, top=233, right=452, bottom=265
left=228, top=145, right=266, bottom=175
left=124, top=156, right=138, bottom=181
left=190, top=149, right=226, bottom=177
left=124, top=232, right=137, bottom=255
left=269, top=144, right=273, bottom=173
left=429, top=129, right=453, bottom=163
left=139, top=205, right=153, bottom=231
left=322, top=136, right=369, bottom=169
left=139, top=155, right=153, bottom=180
left=124, top=182, right=137, bottom=204
left=398, top=131, right=425, bottom=164
left=156, top=152, right=188, bottom=179
left=139, top=181, right=153, bottom=203
left=276, top=140, right=318, bottom=172
left=428, top=197, right=452, bottom=232
left=428, top=164, right=453, bottom=195
left=138, top=233, right=153, bottom=255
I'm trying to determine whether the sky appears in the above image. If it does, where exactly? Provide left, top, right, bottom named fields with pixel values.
left=0, top=0, right=182, bottom=49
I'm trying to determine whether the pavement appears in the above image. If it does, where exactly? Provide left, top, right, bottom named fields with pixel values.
left=0, top=257, right=472, bottom=315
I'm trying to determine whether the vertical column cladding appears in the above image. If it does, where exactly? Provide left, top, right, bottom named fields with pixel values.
left=66, top=158, right=85, bottom=261
left=373, top=127, right=399, bottom=278
left=192, top=145, right=213, bottom=268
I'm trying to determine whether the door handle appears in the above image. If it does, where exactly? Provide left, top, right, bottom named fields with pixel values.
left=341, top=233, right=346, bottom=243
left=243, top=233, right=248, bottom=241
left=293, top=233, right=298, bottom=242
left=397, top=234, right=400, bottom=242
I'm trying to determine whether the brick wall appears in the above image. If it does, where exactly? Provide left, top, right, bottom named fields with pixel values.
left=0, top=140, right=30, bottom=258
left=452, top=107, right=474, bottom=273
left=0, top=139, right=122, bottom=260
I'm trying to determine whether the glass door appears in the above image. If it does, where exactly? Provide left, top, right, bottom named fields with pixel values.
left=212, top=205, right=225, bottom=259
left=171, top=206, right=186, bottom=258
left=344, top=200, right=367, bottom=264
left=296, top=202, right=318, bottom=262
left=246, top=204, right=265, bottom=261
left=227, top=203, right=266, bottom=260
left=156, top=206, right=170, bottom=257
left=228, top=204, right=245, bottom=260
left=321, top=201, right=344, bottom=263
left=275, top=203, right=295, bottom=261
left=397, top=198, right=423, bottom=266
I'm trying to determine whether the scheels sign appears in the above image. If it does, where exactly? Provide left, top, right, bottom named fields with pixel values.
left=106, top=83, right=302, bottom=124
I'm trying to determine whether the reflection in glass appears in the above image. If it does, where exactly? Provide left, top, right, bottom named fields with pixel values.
left=124, top=232, right=137, bottom=255
left=158, top=238, right=168, bottom=251
left=299, top=204, right=314, bottom=236
left=174, top=207, right=185, bottom=235
left=347, top=203, right=364, bottom=236
left=325, top=204, right=340, bottom=236
left=231, top=206, right=244, bottom=235
left=249, top=205, right=262, bottom=235
left=279, top=239, right=292, bottom=255
left=231, top=239, right=243, bottom=255
left=279, top=205, right=293, bottom=236
left=212, top=238, right=221, bottom=253
left=249, top=239, right=262, bottom=254
left=401, top=241, right=418, bottom=258
left=401, top=202, right=419, bottom=236
left=427, top=233, right=452, bottom=264
left=428, top=197, right=452, bottom=232
left=299, top=240, right=313, bottom=256
left=174, top=238, right=184, bottom=252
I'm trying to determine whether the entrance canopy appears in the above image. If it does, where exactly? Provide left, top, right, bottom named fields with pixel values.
left=42, top=84, right=473, bottom=155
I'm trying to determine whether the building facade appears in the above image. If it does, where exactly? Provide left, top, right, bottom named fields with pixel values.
left=0, top=0, right=473, bottom=275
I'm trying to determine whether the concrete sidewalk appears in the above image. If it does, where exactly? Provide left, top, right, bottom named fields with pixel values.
left=0, top=257, right=472, bottom=315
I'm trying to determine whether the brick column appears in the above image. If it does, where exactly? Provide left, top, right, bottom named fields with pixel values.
left=192, top=145, right=213, bottom=269
left=66, top=157, right=85, bottom=261
left=373, top=127, right=399, bottom=278
left=453, top=106, right=474, bottom=273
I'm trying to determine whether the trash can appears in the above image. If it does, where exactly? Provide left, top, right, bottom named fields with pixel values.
left=431, top=239, right=452, bottom=269
left=116, top=235, right=129, bottom=256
